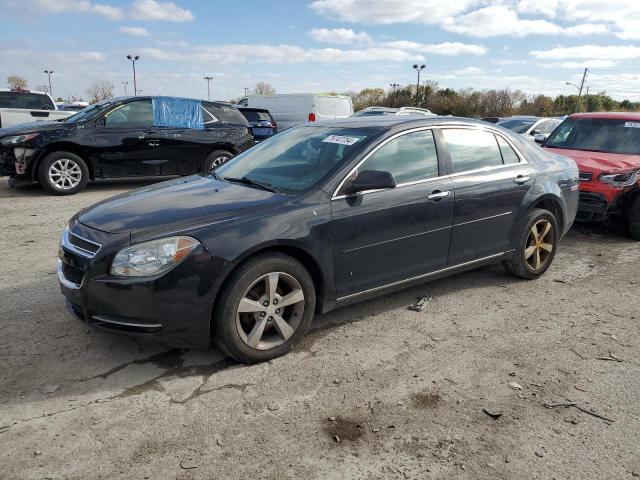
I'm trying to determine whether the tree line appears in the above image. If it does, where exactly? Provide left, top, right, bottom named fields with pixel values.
left=344, top=81, right=640, bottom=117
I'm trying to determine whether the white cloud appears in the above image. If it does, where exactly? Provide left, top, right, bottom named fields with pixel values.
left=443, top=5, right=562, bottom=37
left=32, top=0, right=123, bottom=19
left=119, top=26, right=150, bottom=36
left=531, top=44, right=640, bottom=60
left=494, top=59, right=528, bottom=65
left=541, top=59, right=619, bottom=68
left=383, top=41, right=487, bottom=56
left=309, top=28, right=372, bottom=44
left=129, top=0, right=194, bottom=22
left=563, top=23, right=609, bottom=36
left=452, top=66, right=485, bottom=75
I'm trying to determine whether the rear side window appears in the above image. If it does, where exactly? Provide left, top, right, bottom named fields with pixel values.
left=442, top=129, right=503, bottom=173
left=360, top=130, right=439, bottom=184
left=0, top=91, right=55, bottom=110
left=240, top=110, right=272, bottom=122
left=496, top=135, right=520, bottom=165
left=204, top=102, right=248, bottom=125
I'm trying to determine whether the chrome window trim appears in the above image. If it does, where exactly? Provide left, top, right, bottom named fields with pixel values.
left=331, top=124, right=528, bottom=201
left=336, top=250, right=513, bottom=302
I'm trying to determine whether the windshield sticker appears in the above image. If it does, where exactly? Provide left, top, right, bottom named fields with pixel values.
left=322, top=135, right=361, bottom=146
left=624, top=122, right=640, bottom=128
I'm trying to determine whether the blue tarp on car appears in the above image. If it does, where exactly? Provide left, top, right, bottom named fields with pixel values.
left=152, top=96, right=204, bottom=129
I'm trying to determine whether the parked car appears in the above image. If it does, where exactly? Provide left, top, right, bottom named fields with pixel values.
left=542, top=112, right=640, bottom=239
left=0, top=96, right=253, bottom=195
left=57, top=116, right=578, bottom=363
left=352, top=106, right=435, bottom=117
left=237, top=106, right=278, bottom=141
left=58, top=101, right=90, bottom=112
left=0, top=88, right=74, bottom=128
left=497, top=116, right=562, bottom=142
left=236, top=93, right=353, bottom=130
left=482, top=117, right=503, bottom=124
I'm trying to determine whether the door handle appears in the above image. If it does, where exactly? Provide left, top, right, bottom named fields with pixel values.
left=427, top=190, right=450, bottom=201
left=148, top=141, right=160, bottom=147
left=514, top=175, right=530, bottom=185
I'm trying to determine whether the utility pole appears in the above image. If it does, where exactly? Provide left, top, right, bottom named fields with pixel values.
left=204, top=76, right=213, bottom=101
left=576, top=68, right=588, bottom=113
left=412, top=64, right=425, bottom=106
left=585, top=86, right=590, bottom=112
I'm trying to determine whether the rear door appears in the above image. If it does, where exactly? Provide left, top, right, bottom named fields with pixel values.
left=441, top=128, right=536, bottom=265
left=331, top=129, right=453, bottom=298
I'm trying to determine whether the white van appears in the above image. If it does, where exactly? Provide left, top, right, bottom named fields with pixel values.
left=237, top=93, right=353, bottom=130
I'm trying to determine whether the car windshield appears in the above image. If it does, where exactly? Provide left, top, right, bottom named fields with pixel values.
left=215, top=126, right=373, bottom=193
left=497, top=119, right=536, bottom=134
left=63, top=100, right=114, bottom=123
left=545, top=117, right=640, bottom=155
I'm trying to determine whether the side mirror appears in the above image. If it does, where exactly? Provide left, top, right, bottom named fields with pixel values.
left=534, top=133, right=548, bottom=144
left=530, top=128, right=540, bottom=136
left=345, top=170, right=396, bottom=195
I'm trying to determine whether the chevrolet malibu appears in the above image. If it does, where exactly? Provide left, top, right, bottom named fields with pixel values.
left=58, top=117, right=579, bottom=363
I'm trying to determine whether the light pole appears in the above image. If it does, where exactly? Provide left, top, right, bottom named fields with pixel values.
left=412, top=64, right=425, bottom=105
left=44, top=70, right=53, bottom=97
left=244, top=87, right=249, bottom=96
left=126, top=55, right=140, bottom=96
left=121, top=81, right=128, bottom=96
left=204, top=76, right=213, bottom=101
left=390, top=83, right=399, bottom=107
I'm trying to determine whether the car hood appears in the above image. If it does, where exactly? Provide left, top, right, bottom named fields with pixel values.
left=0, top=120, right=71, bottom=137
left=79, top=175, right=284, bottom=235
left=543, top=147, right=640, bottom=174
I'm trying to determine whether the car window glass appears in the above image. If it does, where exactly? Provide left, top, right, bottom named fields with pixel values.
left=496, top=135, right=520, bottom=165
left=442, top=129, right=503, bottom=173
left=104, top=100, right=152, bottom=127
left=204, top=102, right=247, bottom=125
left=359, top=130, right=439, bottom=184
left=0, top=91, right=55, bottom=110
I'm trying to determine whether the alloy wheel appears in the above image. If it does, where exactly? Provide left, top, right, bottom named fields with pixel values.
left=48, top=158, right=82, bottom=190
left=211, top=155, right=229, bottom=167
left=235, top=272, right=305, bottom=350
left=524, top=219, right=554, bottom=271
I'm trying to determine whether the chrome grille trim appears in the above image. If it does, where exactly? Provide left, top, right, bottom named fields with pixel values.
left=61, top=228, right=102, bottom=259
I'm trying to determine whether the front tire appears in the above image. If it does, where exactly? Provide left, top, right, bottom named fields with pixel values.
left=212, top=253, right=316, bottom=363
left=503, top=208, right=559, bottom=279
left=202, top=150, right=233, bottom=173
left=627, top=196, right=640, bottom=241
left=38, top=151, right=89, bottom=195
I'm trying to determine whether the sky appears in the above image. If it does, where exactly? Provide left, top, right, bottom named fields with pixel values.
left=1, top=0, right=640, bottom=102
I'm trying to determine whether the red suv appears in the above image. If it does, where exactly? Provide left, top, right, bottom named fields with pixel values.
left=543, top=113, right=640, bottom=240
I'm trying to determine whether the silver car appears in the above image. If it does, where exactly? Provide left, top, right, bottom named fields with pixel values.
left=497, top=116, right=561, bottom=143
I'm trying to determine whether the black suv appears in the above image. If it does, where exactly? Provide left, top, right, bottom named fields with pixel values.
left=237, top=107, right=278, bottom=141
left=0, top=96, right=254, bottom=195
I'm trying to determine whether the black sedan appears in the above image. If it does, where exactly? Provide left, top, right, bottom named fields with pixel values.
left=58, top=116, right=579, bottom=363
left=0, top=96, right=254, bottom=195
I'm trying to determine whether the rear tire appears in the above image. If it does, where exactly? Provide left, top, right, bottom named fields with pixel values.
left=212, top=253, right=316, bottom=363
left=503, top=208, right=559, bottom=280
left=202, top=150, right=233, bottom=173
left=38, top=151, right=89, bottom=195
left=628, top=196, right=640, bottom=241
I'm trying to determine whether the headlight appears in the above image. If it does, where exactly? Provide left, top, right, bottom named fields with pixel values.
left=599, top=170, right=639, bottom=187
left=110, top=236, right=200, bottom=277
left=0, top=133, right=40, bottom=145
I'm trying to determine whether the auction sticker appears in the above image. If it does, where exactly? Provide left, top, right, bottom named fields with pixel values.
left=322, top=135, right=361, bottom=146
left=624, top=122, right=640, bottom=128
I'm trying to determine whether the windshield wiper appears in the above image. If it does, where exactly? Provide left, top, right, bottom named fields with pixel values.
left=222, top=176, right=278, bottom=193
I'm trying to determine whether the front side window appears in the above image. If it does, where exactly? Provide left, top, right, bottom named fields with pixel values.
left=103, top=100, right=152, bottom=127
left=359, top=130, right=439, bottom=184
left=545, top=117, right=640, bottom=155
left=442, top=129, right=503, bottom=173
left=215, top=126, right=372, bottom=192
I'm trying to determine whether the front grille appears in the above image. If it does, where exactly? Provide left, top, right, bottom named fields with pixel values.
left=69, top=233, right=101, bottom=256
left=579, top=171, right=593, bottom=181
left=63, top=262, right=85, bottom=285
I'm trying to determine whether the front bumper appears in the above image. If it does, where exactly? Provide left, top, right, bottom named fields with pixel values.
left=0, top=143, right=38, bottom=178
left=577, top=192, right=608, bottom=221
left=57, top=220, right=227, bottom=348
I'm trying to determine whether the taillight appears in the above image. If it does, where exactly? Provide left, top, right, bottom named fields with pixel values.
left=271, top=121, right=277, bottom=129
left=308, top=112, right=316, bottom=122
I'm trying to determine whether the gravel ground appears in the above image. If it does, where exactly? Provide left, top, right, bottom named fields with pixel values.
left=0, top=178, right=639, bottom=480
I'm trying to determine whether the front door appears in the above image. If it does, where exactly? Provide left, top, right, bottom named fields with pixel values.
left=331, top=129, right=454, bottom=299
left=440, top=128, right=537, bottom=265
left=92, top=99, right=159, bottom=177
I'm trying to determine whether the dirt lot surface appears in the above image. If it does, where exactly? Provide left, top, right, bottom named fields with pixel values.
left=1, top=179, right=639, bottom=480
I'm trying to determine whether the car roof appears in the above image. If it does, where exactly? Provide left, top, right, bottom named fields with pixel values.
left=306, top=115, right=493, bottom=129
left=0, top=88, right=48, bottom=95
left=570, top=112, right=640, bottom=120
